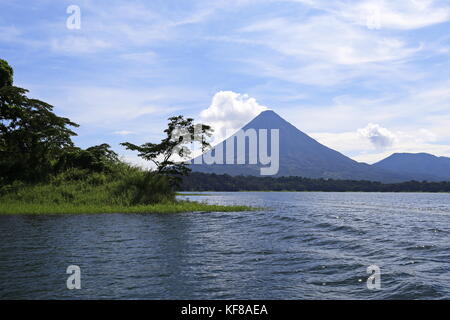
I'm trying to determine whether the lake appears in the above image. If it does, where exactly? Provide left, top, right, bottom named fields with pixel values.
left=0, top=192, right=449, bottom=299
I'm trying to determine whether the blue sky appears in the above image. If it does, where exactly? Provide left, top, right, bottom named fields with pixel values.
left=1, top=0, right=450, bottom=165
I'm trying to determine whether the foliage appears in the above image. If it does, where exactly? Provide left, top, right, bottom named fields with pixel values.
left=0, top=59, right=252, bottom=214
left=115, top=170, right=174, bottom=205
left=181, top=172, right=450, bottom=192
left=55, top=143, right=119, bottom=173
left=0, top=59, right=13, bottom=88
left=121, top=115, right=212, bottom=186
left=0, top=163, right=174, bottom=206
left=0, top=59, right=79, bottom=183
left=0, top=163, right=253, bottom=214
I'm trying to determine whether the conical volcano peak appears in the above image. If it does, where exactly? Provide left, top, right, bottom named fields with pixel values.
left=259, top=109, right=276, bottom=115
left=255, top=109, right=280, bottom=119
left=243, top=109, right=295, bottom=130
left=190, top=109, right=418, bottom=182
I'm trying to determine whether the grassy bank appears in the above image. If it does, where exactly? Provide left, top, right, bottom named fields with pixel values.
left=0, top=166, right=253, bottom=215
left=0, top=202, right=252, bottom=215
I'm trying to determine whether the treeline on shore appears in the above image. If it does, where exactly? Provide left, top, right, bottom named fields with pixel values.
left=0, top=58, right=251, bottom=214
left=180, top=172, right=450, bottom=192
left=0, top=58, right=175, bottom=206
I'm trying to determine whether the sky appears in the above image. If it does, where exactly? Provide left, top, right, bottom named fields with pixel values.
left=1, top=0, right=450, bottom=165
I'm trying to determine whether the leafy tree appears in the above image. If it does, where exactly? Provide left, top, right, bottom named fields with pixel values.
left=0, top=59, right=13, bottom=88
left=0, top=59, right=79, bottom=183
left=121, top=115, right=212, bottom=183
left=55, top=143, right=119, bottom=173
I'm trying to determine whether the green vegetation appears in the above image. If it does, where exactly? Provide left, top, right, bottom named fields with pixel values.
left=0, top=62, right=79, bottom=183
left=0, top=58, right=251, bottom=214
left=181, top=172, right=450, bottom=193
left=0, top=165, right=253, bottom=215
left=121, top=115, right=212, bottom=177
left=0, top=202, right=251, bottom=215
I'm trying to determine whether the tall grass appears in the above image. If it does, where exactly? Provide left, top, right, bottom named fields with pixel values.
left=0, top=164, right=254, bottom=214
left=0, top=164, right=174, bottom=206
left=0, top=202, right=253, bottom=215
left=115, top=170, right=174, bottom=205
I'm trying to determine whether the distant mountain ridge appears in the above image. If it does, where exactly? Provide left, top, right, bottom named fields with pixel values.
left=373, top=153, right=450, bottom=181
left=189, top=110, right=445, bottom=182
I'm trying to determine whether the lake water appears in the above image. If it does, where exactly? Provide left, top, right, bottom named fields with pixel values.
left=0, top=192, right=449, bottom=299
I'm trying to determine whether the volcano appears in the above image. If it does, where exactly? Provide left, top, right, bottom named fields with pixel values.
left=189, top=110, right=431, bottom=182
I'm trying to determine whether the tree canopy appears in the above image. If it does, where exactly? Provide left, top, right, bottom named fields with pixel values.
left=0, top=59, right=13, bottom=88
left=121, top=115, right=213, bottom=184
left=0, top=59, right=79, bottom=182
left=55, top=143, right=119, bottom=173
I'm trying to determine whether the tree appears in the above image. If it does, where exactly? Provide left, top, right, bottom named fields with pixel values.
left=0, top=59, right=13, bottom=88
left=55, top=143, right=119, bottom=173
left=121, top=115, right=212, bottom=182
left=0, top=59, right=79, bottom=183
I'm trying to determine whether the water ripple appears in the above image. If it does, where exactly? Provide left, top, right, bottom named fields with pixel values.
left=0, top=192, right=449, bottom=299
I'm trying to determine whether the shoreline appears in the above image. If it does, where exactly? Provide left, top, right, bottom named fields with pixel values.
left=179, top=190, right=450, bottom=193
left=0, top=201, right=255, bottom=215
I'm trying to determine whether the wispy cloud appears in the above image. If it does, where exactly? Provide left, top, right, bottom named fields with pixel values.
left=330, top=0, right=450, bottom=30
left=2, top=0, right=450, bottom=166
left=230, top=13, right=426, bottom=86
left=40, top=86, right=194, bottom=126
left=113, top=130, right=135, bottom=135
left=289, top=0, right=450, bottom=29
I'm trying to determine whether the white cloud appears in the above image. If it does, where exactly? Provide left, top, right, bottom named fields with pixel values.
left=290, top=0, right=450, bottom=30
left=311, top=125, right=449, bottom=164
left=283, top=79, right=450, bottom=135
left=199, top=91, right=268, bottom=143
left=358, top=123, right=396, bottom=149
left=119, top=51, right=158, bottom=64
left=336, top=0, right=450, bottom=30
left=39, top=86, right=191, bottom=126
left=232, top=12, right=424, bottom=87
left=352, top=138, right=450, bottom=164
left=0, top=26, right=22, bottom=41
left=45, top=0, right=246, bottom=55
left=417, top=128, right=438, bottom=143
left=4, top=0, right=450, bottom=167
left=61, top=87, right=167, bottom=124
left=310, top=131, right=371, bottom=154
left=50, top=36, right=112, bottom=54
left=113, top=130, right=135, bottom=135
left=121, top=154, right=154, bottom=170
left=240, top=15, right=421, bottom=65
left=214, top=0, right=450, bottom=90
